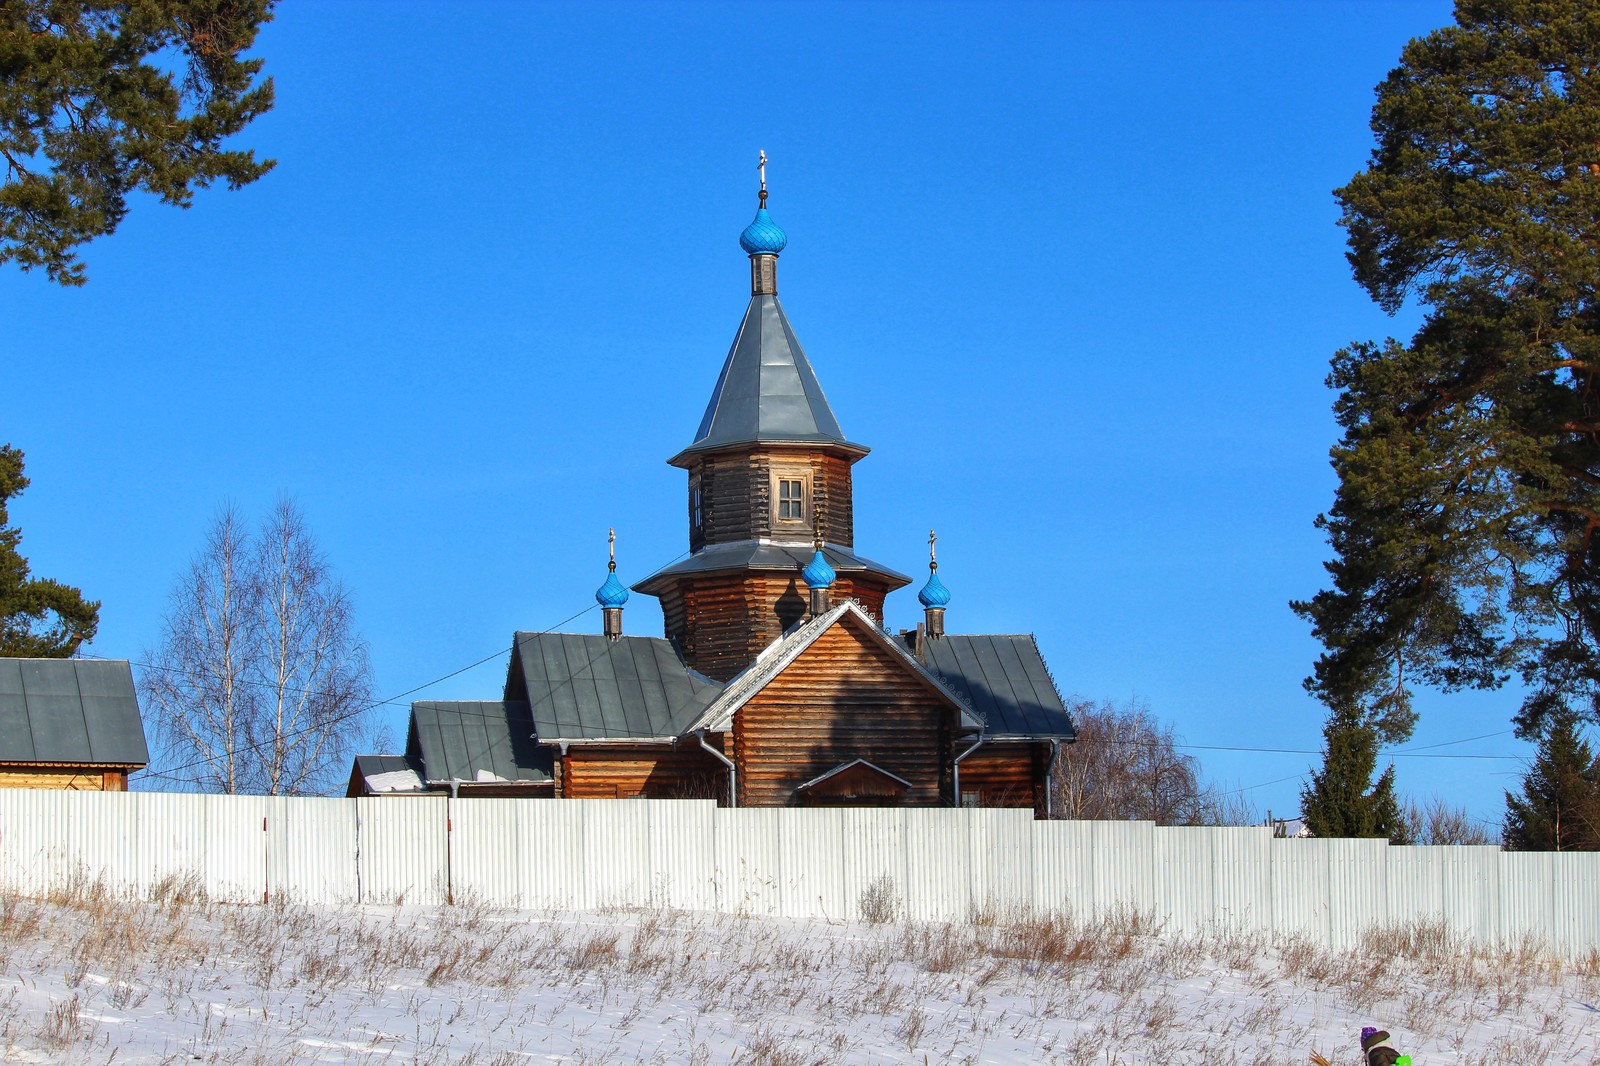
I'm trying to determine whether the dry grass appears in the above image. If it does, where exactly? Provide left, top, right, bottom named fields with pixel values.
left=0, top=880, right=1594, bottom=1064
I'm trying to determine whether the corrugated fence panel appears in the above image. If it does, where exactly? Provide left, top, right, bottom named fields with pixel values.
left=1439, top=846, right=1501, bottom=947
left=1498, top=851, right=1553, bottom=949
left=969, top=808, right=1034, bottom=917
left=1092, top=821, right=1156, bottom=918
left=578, top=800, right=652, bottom=909
left=449, top=798, right=523, bottom=907
left=903, top=808, right=971, bottom=920
left=268, top=796, right=358, bottom=904
left=1156, top=828, right=1214, bottom=935
left=358, top=797, right=446, bottom=905
left=133, top=792, right=206, bottom=897
left=519, top=799, right=587, bottom=909
left=1385, top=846, right=1444, bottom=929
left=1553, top=851, right=1600, bottom=958
left=1030, top=819, right=1093, bottom=916
left=648, top=800, right=717, bottom=909
left=61, top=790, right=134, bottom=890
left=839, top=807, right=905, bottom=922
left=201, top=794, right=268, bottom=903
left=1270, top=838, right=1330, bottom=943
left=1211, top=827, right=1273, bottom=930
left=0, top=789, right=68, bottom=895
left=1325, top=838, right=1388, bottom=949
left=713, top=807, right=783, bottom=916
left=777, top=808, right=846, bottom=920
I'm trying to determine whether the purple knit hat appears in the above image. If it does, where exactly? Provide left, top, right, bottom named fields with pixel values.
left=1360, top=1027, right=1387, bottom=1052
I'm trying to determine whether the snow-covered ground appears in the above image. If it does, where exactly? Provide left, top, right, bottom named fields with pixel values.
left=0, top=884, right=1594, bottom=1064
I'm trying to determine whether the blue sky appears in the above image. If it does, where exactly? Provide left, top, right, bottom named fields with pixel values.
left=10, top=0, right=1529, bottom=822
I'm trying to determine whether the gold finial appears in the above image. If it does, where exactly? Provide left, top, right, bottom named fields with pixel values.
left=928, top=529, right=938, bottom=572
left=607, top=527, right=617, bottom=572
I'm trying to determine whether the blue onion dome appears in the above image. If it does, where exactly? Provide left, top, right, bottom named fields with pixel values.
left=595, top=569, right=629, bottom=609
left=801, top=549, right=836, bottom=590
left=739, top=207, right=788, bottom=255
left=918, top=570, right=951, bottom=608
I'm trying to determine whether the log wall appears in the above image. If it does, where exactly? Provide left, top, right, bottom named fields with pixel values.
left=958, top=744, right=1044, bottom=815
left=560, top=743, right=726, bottom=801
left=732, top=615, right=955, bottom=807
left=661, top=573, right=893, bottom=681
left=687, top=447, right=856, bottom=552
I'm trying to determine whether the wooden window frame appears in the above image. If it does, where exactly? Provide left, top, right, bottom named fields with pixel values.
left=771, top=469, right=811, bottom=529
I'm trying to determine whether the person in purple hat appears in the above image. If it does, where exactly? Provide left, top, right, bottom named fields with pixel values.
left=1360, top=1026, right=1412, bottom=1065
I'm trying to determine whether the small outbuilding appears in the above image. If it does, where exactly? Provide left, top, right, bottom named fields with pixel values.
left=0, top=658, right=149, bottom=790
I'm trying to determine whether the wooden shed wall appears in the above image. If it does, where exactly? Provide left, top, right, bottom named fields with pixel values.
left=560, top=743, right=726, bottom=800
left=958, top=744, right=1044, bottom=815
left=732, top=616, right=955, bottom=807
left=0, top=766, right=127, bottom=791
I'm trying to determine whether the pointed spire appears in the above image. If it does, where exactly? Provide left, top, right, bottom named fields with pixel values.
left=918, top=529, right=949, bottom=638
left=670, top=161, right=866, bottom=467
left=595, top=528, right=628, bottom=638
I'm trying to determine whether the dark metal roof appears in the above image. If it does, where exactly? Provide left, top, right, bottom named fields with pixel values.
left=354, top=754, right=413, bottom=778
left=670, top=295, right=867, bottom=465
left=0, top=658, right=149, bottom=766
left=407, top=701, right=553, bottom=783
left=915, top=635, right=1077, bottom=740
left=510, top=633, right=723, bottom=741
left=634, top=540, right=911, bottom=597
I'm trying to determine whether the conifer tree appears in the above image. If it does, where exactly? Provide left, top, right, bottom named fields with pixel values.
left=1295, top=1, right=1600, bottom=755
left=1, top=0, right=276, bottom=285
left=1301, top=707, right=1406, bottom=841
left=1503, top=711, right=1600, bottom=850
left=0, top=445, right=99, bottom=657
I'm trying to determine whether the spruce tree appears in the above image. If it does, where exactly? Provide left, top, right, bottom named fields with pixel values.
left=0, top=445, right=99, bottom=657
left=1504, top=711, right=1600, bottom=850
left=1301, top=707, right=1406, bottom=841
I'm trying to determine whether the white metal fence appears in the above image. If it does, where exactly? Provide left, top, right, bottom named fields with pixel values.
left=1, top=791, right=1595, bottom=956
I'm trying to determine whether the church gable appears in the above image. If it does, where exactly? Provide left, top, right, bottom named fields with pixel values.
left=728, top=608, right=965, bottom=807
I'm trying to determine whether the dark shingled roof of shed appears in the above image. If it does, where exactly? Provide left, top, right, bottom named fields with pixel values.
left=0, top=658, right=149, bottom=766
left=510, top=633, right=724, bottom=741
left=407, top=701, right=553, bottom=783
left=914, top=635, right=1077, bottom=740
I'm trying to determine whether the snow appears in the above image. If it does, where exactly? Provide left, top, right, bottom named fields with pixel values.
left=0, top=895, right=1594, bottom=1064
left=363, top=770, right=424, bottom=794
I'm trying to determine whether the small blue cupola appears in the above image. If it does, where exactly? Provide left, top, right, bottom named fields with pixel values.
left=919, top=530, right=949, bottom=638
left=596, top=529, right=628, bottom=639
left=740, top=151, right=788, bottom=256
left=739, top=207, right=788, bottom=256
left=802, top=509, right=835, bottom=619
left=802, top=549, right=835, bottom=591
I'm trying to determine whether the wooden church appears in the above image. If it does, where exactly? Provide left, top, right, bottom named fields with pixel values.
left=350, top=169, right=1077, bottom=814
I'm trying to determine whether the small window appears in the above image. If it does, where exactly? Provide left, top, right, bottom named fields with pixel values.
left=778, top=479, right=804, bottom=521
left=689, top=485, right=703, bottom=532
left=960, top=791, right=981, bottom=809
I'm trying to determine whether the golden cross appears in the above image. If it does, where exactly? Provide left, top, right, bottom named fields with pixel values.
left=929, top=529, right=938, bottom=570
left=758, top=150, right=767, bottom=193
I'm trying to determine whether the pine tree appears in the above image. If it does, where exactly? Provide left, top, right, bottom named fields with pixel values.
left=1, top=1, right=277, bottom=285
left=1293, top=1, right=1600, bottom=747
left=0, top=445, right=99, bottom=657
left=1504, top=711, right=1600, bottom=850
left=1301, top=707, right=1406, bottom=841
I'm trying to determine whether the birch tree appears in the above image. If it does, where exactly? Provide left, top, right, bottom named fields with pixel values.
left=142, top=500, right=375, bottom=794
